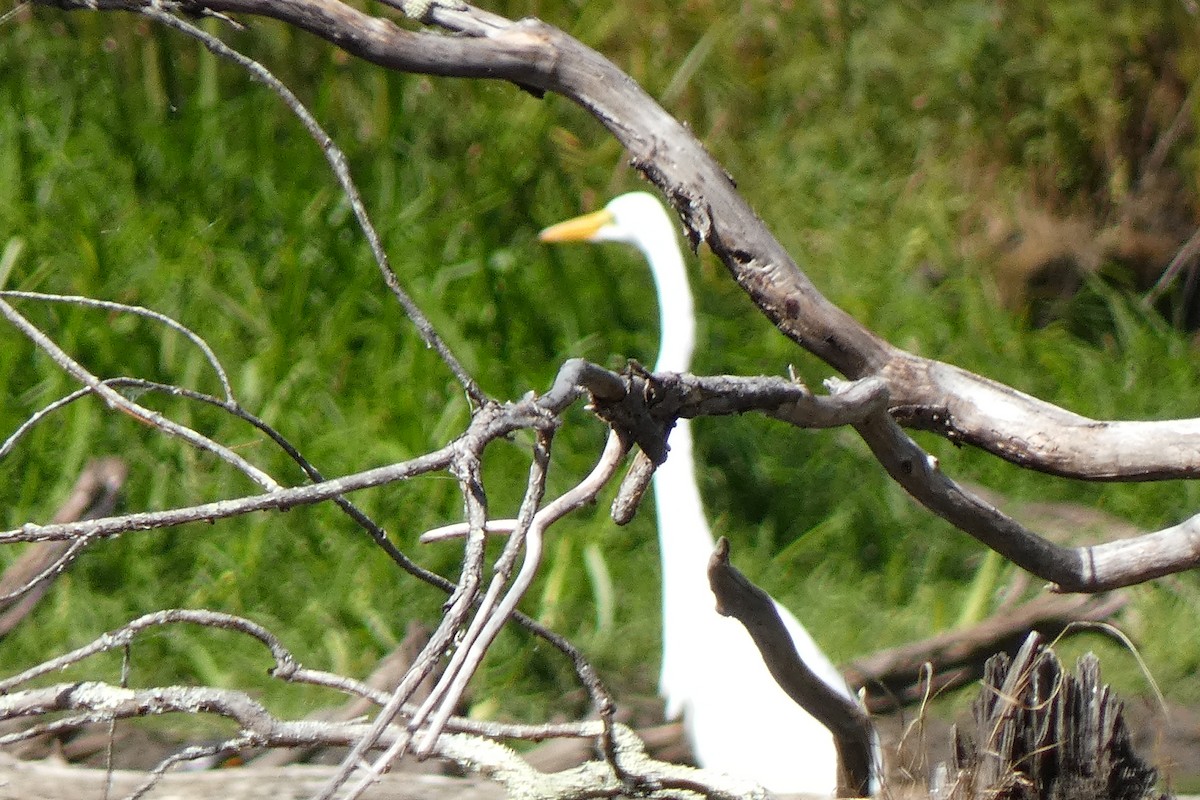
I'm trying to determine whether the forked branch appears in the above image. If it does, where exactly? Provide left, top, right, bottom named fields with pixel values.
left=8, top=1, right=1200, bottom=797
left=30, top=0, right=1200, bottom=588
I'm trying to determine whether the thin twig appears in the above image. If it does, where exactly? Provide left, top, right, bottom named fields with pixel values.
left=315, top=434, right=537, bottom=800
left=0, top=290, right=236, bottom=403
left=129, top=736, right=255, bottom=800
left=424, top=432, right=627, bottom=745
left=336, top=432, right=628, bottom=800
left=137, top=4, right=487, bottom=407
left=314, top=413, right=548, bottom=800
left=0, top=297, right=278, bottom=491
left=0, top=607, right=601, bottom=742
left=0, top=446, right=453, bottom=545
left=0, top=367, right=618, bottom=754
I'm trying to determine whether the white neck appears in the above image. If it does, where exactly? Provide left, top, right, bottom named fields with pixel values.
left=638, top=224, right=716, bottom=714
left=637, top=219, right=711, bottom=575
left=637, top=230, right=695, bottom=375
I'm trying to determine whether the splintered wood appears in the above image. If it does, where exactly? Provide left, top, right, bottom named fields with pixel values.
left=938, top=633, right=1159, bottom=800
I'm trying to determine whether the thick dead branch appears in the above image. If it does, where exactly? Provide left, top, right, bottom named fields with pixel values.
left=638, top=371, right=889, bottom=431
left=605, top=365, right=1200, bottom=593
left=844, top=592, right=1128, bottom=714
left=34, top=0, right=1200, bottom=485
left=27, top=0, right=1200, bottom=582
left=708, top=537, right=874, bottom=798
left=842, top=382, right=1200, bottom=592
left=611, top=449, right=656, bottom=525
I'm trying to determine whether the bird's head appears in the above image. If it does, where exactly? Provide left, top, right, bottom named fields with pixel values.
left=538, top=190, right=693, bottom=372
left=538, top=192, right=673, bottom=249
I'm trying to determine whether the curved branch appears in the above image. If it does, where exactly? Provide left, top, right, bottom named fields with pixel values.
left=0, top=291, right=236, bottom=403
left=884, top=356, right=1200, bottom=481
left=708, top=537, right=875, bottom=798
left=141, top=2, right=487, bottom=407
left=0, top=297, right=280, bottom=491
left=839, top=377, right=1200, bottom=592
left=414, top=431, right=629, bottom=754
left=39, top=0, right=1200, bottom=484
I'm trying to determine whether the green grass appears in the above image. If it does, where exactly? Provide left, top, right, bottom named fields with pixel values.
left=2, top=0, right=1199, bottom=757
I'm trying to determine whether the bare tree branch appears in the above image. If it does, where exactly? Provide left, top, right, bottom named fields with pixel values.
left=139, top=1, right=488, bottom=408
left=0, top=296, right=280, bottom=491
left=0, top=291, right=236, bottom=402
left=0, top=605, right=767, bottom=800
left=0, top=445, right=454, bottom=544
left=0, top=675, right=764, bottom=800
left=0, top=752, right=505, bottom=800
left=9, top=1, right=1200, bottom=796
left=841, top=378, right=1200, bottom=592
left=708, top=537, right=875, bottom=798
left=48, top=0, right=1200, bottom=484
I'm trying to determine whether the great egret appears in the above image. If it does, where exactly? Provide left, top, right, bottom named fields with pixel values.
left=540, top=192, right=861, bottom=795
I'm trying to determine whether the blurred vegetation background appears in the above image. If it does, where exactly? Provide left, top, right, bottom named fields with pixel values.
left=2, top=0, right=1199, bottom=780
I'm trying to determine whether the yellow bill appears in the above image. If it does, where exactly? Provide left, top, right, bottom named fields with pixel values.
left=537, top=208, right=614, bottom=243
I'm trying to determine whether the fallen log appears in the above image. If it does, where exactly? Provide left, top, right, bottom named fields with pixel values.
left=844, top=592, right=1127, bottom=713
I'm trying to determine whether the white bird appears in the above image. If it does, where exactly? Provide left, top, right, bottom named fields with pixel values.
left=539, top=192, right=866, bottom=795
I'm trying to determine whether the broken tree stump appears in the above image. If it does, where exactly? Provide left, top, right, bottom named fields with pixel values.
left=936, top=632, right=1161, bottom=800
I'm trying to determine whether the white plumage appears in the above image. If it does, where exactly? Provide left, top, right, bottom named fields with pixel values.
left=540, top=192, right=864, bottom=795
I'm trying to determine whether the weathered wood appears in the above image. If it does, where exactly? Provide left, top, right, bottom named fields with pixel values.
left=0, top=754, right=503, bottom=800
left=708, top=537, right=875, bottom=798
left=844, top=593, right=1128, bottom=713
left=939, top=633, right=1159, bottom=800
left=0, top=458, right=126, bottom=636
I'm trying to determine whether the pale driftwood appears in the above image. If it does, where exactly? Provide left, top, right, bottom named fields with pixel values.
left=0, top=754, right=504, bottom=800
